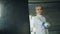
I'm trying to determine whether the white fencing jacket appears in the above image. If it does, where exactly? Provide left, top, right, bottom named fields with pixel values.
left=30, top=14, right=49, bottom=34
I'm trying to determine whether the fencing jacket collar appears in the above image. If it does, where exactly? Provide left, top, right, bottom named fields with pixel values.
left=36, top=14, right=43, bottom=18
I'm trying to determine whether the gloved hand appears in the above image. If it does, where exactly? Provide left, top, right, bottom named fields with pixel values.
left=42, top=22, right=50, bottom=29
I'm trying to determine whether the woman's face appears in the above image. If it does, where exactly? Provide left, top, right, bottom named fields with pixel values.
left=36, top=6, right=43, bottom=15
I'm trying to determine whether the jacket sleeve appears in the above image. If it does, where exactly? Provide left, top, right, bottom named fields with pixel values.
left=31, top=17, right=36, bottom=32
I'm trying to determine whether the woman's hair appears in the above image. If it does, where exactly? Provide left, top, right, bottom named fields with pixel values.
left=35, top=4, right=43, bottom=10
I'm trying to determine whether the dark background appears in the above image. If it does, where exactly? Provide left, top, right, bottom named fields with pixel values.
left=28, top=0, right=60, bottom=34
left=0, top=0, right=30, bottom=34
